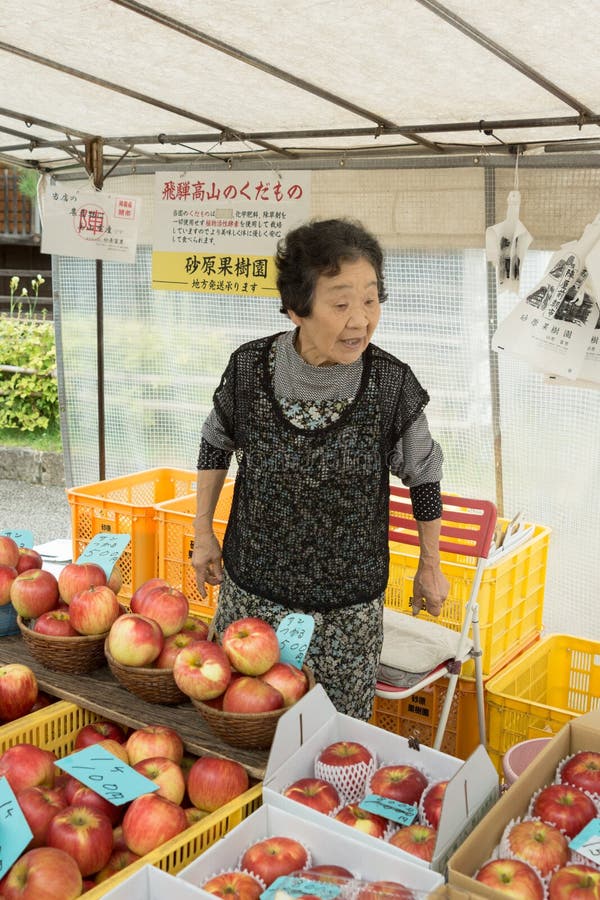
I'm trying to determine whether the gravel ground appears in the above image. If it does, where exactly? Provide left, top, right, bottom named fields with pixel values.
left=0, top=479, right=72, bottom=546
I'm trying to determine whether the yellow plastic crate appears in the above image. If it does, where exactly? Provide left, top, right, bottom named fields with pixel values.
left=386, top=520, right=551, bottom=678
left=68, top=467, right=198, bottom=603
left=155, top=479, right=234, bottom=618
left=485, top=634, right=600, bottom=774
left=370, top=675, right=482, bottom=760
left=0, top=700, right=262, bottom=898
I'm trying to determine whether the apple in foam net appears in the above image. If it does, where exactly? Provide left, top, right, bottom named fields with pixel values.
left=74, top=720, right=127, bottom=750
left=370, top=764, right=428, bottom=806
left=156, top=630, right=195, bottom=669
left=356, top=881, right=416, bottom=900
left=421, top=779, right=448, bottom=829
left=283, top=777, right=340, bottom=814
left=131, top=584, right=189, bottom=636
left=186, top=756, right=249, bottom=812
left=259, top=661, right=308, bottom=706
left=504, top=818, right=570, bottom=877
left=57, top=561, right=107, bottom=604
left=475, top=858, right=545, bottom=900
left=0, top=662, right=39, bottom=721
left=107, top=612, right=164, bottom=666
left=173, top=639, right=233, bottom=701
left=221, top=616, right=281, bottom=676
left=549, top=864, right=600, bottom=899
left=0, top=846, right=83, bottom=900
left=10, top=568, right=59, bottom=618
left=46, top=804, right=114, bottom=877
left=69, top=583, right=121, bottom=635
left=532, top=782, right=597, bottom=839
left=202, top=871, right=264, bottom=900
left=16, top=547, right=43, bottom=574
left=560, top=751, right=600, bottom=796
left=133, top=756, right=186, bottom=805
left=16, top=785, right=68, bottom=847
left=0, top=535, right=19, bottom=568
left=0, top=563, right=18, bottom=605
left=33, top=608, right=78, bottom=636
left=241, top=836, right=309, bottom=887
left=0, top=743, right=56, bottom=793
left=334, top=804, right=388, bottom=838
left=222, top=676, right=284, bottom=713
left=317, top=740, right=373, bottom=768
left=125, top=724, right=184, bottom=765
left=122, top=792, right=188, bottom=856
left=389, top=824, right=437, bottom=863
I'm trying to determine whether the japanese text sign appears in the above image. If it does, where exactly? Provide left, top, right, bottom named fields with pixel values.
left=359, top=793, right=419, bottom=826
left=0, top=776, right=33, bottom=876
left=56, top=745, right=159, bottom=805
left=261, top=875, right=341, bottom=900
left=0, top=529, right=34, bottom=549
left=76, top=533, right=130, bottom=579
left=569, top=818, right=600, bottom=863
left=276, top=613, right=314, bottom=668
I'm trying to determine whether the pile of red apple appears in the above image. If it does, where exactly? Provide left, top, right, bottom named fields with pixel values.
left=0, top=718, right=251, bottom=899
left=282, top=740, right=447, bottom=863
left=170, top=615, right=310, bottom=714
left=474, top=749, right=600, bottom=899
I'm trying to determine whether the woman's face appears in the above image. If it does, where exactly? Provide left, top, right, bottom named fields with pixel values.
left=289, top=257, right=381, bottom=366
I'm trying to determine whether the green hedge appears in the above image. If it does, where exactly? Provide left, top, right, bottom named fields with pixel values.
left=0, top=313, right=59, bottom=432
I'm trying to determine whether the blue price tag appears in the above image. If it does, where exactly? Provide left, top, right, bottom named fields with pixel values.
left=0, top=776, right=33, bottom=876
left=56, top=745, right=158, bottom=806
left=261, top=876, right=342, bottom=900
left=359, top=793, right=418, bottom=826
left=569, top=817, right=600, bottom=862
left=76, top=533, right=130, bottom=579
left=0, top=529, right=34, bottom=549
left=276, top=613, right=314, bottom=668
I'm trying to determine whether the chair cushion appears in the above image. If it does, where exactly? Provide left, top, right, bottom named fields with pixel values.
left=378, top=607, right=473, bottom=682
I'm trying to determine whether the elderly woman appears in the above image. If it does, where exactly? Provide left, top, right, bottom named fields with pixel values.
left=192, top=218, right=448, bottom=720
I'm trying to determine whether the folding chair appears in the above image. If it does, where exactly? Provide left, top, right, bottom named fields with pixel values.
left=376, top=486, right=498, bottom=751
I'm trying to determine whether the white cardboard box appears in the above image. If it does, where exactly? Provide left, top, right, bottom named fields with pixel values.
left=178, top=803, right=445, bottom=898
left=263, top=685, right=499, bottom=873
left=100, top=864, right=204, bottom=898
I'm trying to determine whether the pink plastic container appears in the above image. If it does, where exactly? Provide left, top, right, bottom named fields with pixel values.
left=502, top=737, right=553, bottom=785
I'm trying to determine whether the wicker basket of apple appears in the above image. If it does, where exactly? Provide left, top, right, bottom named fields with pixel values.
left=171, top=616, right=315, bottom=749
left=104, top=577, right=211, bottom=705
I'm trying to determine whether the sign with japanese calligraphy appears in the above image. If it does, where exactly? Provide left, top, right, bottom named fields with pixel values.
left=276, top=613, right=314, bottom=668
left=261, top=875, right=342, bottom=900
left=0, top=529, right=34, bottom=549
left=569, top=817, right=600, bottom=863
left=41, top=183, right=141, bottom=263
left=56, top=745, right=158, bottom=805
left=152, top=170, right=311, bottom=296
left=359, top=793, right=418, bottom=826
left=0, top=776, right=34, bottom=876
left=76, top=533, right=130, bottom=579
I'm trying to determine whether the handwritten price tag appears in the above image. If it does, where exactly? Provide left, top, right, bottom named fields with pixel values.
left=76, top=533, right=130, bottom=579
left=359, top=794, right=419, bottom=826
left=0, top=529, right=34, bottom=549
left=56, top=745, right=158, bottom=806
left=261, top=875, right=342, bottom=900
left=569, top=817, right=600, bottom=863
left=276, top=613, right=314, bottom=668
left=0, top=776, right=33, bottom=876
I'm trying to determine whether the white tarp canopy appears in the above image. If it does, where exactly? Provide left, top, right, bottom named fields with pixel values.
left=1, top=0, right=600, bottom=176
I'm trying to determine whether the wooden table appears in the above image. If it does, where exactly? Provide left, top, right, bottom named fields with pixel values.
left=0, top=635, right=269, bottom=780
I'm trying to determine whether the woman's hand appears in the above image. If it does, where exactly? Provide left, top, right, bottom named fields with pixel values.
left=191, top=531, right=224, bottom=599
left=411, top=559, right=449, bottom=617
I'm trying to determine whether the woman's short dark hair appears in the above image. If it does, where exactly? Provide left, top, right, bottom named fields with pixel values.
left=275, top=218, right=388, bottom=316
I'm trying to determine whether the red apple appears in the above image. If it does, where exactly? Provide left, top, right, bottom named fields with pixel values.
left=475, top=858, right=545, bottom=900
left=58, top=562, right=107, bottom=604
left=0, top=846, right=82, bottom=900
left=241, top=836, right=309, bottom=887
left=389, top=823, right=438, bottom=862
left=33, top=608, right=78, bottom=636
left=131, top=584, right=189, bottom=636
left=181, top=615, right=210, bottom=640
left=130, top=577, right=169, bottom=606
left=10, top=568, right=59, bottom=618
left=0, top=743, right=56, bottom=793
left=283, top=777, right=340, bottom=814
left=532, top=783, right=596, bottom=839
left=122, top=792, right=188, bottom=855
left=259, top=661, right=308, bottom=707
left=71, top=783, right=123, bottom=826
left=156, top=631, right=195, bottom=669
left=173, top=639, right=233, bottom=701
left=317, top=741, right=373, bottom=768
left=107, top=613, right=164, bottom=666
left=28, top=690, right=54, bottom=713
left=504, top=818, right=570, bottom=877
left=185, top=806, right=209, bottom=826
left=186, top=756, right=249, bottom=812
left=370, top=765, right=428, bottom=806
left=97, top=738, right=129, bottom=764
left=561, top=751, right=600, bottom=796
left=133, top=756, right=186, bottom=805
left=125, top=724, right=184, bottom=765
left=69, top=583, right=121, bottom=635
left=549, top=864, right=600, bottom=899
left=221, top=616, right=281, bottom=676
left=94, top=848, right=140, bottom=884
left=46, top=804, right=114, bottom=877
left=107, top=563, right=123, bottom=595
left=334, top=804, right=387, bottom=838
left=222, top=676, right=284, bottom=713
left=16, top=785, right=68, bottom=847
left=303, top=865, right=354, bottom=880
left=112, top=823, right=127, bottom=851
left=202, top=870, right=264, bottom=900
left=421, top=779, right=448, bottom=829
left=0, top=535, right=19, bottom=568
left=16, top=547, right=43, bottom=574
left=74, top=720, right=127, bottom=750
left=356, top=880, right=415, bottom=900
left=0, top=564, right=18, bottom=605
left=0, top=663, right=38, bottom=721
